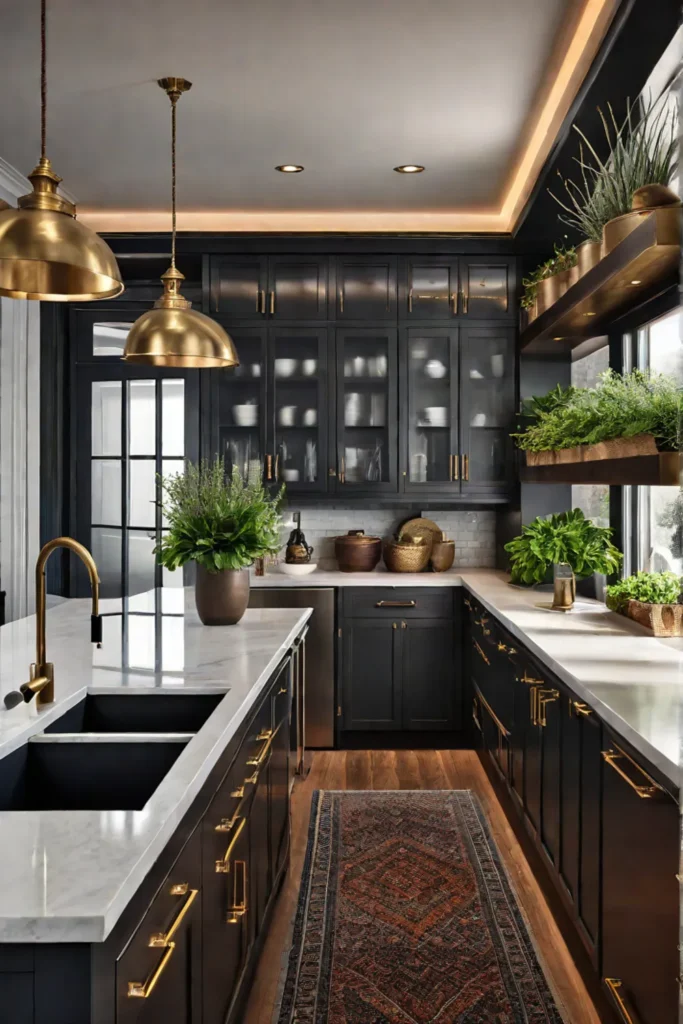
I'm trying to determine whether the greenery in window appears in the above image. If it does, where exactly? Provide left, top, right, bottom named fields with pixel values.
left=549, top=100, right=679, bottom=240
left=658, top=494, right=683, bottom=559
left=606, top=571, right=681, bottom=611
left=505, top=509, right=622, bottom=586
left=156, top=457, right=284, bottom=572
left=512, top=369, right=681, bottom=453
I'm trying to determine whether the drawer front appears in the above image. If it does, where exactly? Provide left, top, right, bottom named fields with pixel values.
left=342, top=587, right=453, bottom=619
left=117, top=830, right=201, bottom=1023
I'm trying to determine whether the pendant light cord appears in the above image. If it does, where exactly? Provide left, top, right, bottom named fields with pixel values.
left=170, top=90, right=178, bottom=270
left=40, top=0, right=46, bottom=160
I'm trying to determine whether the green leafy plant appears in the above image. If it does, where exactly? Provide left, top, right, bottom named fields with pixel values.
left=606, top=571, right=681, bottom=612
left=512, top=369, right=682, bottom=453
left=156, top=457, right=284, bottom=573
left=504, top=508, right=622, bottom=586
left=549, top=99, right=678, bottom=240
left=520, top=243, right=577, bottom=309
left=520, top=383, right=578, bottom=420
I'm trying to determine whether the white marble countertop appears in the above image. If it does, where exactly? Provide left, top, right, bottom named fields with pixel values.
left=0, top=588, right=311, bottom=943
left=252, top=566, right=464, bottom=586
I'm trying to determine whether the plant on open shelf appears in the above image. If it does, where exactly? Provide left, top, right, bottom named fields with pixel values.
left=505, top=508, right=622, bottom=586
left=156, top=456, right=284, bottom=625
left=521, top=243, right=577, bottom=310
left=606, top=571, right=683, bottom=636
left=512, top=369, right=682, bottom=463
left=549, top=99, right=679, bottom=243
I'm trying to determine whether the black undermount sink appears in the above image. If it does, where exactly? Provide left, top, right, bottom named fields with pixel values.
left=44, top=692, right=225, bottom=735
left=0, top=737, right=189, bottom=811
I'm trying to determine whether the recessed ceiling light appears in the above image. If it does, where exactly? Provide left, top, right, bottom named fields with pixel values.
left=553, top=336, right=563, bottom=341
left=630, top=279, right=642, bottom=285
left=583, top=311, right=596, bottom=317
left=394, top=165, right=425, bottom=174
left=275, top=164, right=304, bottom=173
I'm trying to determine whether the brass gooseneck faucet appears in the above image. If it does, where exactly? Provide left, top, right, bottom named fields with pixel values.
left=3, top=538, right=103, bottom=710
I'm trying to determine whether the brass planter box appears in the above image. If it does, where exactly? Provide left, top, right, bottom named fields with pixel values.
left=621, top=599, right=683, bottom=637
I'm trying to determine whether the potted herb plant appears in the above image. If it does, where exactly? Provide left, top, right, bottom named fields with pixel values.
left=606, top=571, right=683, bottom=636
left=505, top=509, right=622, bottom=589
left=156, top=457, right=284, bottom=625
left=512, top=369, right=681, bottom=466
left=522, top=243, right=578, bottom=320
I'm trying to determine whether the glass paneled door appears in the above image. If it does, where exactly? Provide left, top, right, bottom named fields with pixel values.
left=459, top=326, right=515, bottom=495
left=216, top=327, right=267, bottom=486
left=269, top=327, right=328, bottom=493
left=403, top=328, right=459, bottom=492
left=335, top=328, right=398, bottom=492
left=77, top=363, right=199, bottom=599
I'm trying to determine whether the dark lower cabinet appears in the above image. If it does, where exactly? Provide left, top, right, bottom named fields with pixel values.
left=342, top=619, right=400, bottom=729
left=269, top=668, right=292, bottom=883
left=601, top=735, right=679, bottom=1024
left=401, top=619, right=456, bottom=730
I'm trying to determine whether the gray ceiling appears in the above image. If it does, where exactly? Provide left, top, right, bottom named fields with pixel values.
left=0, top=0, right=571, bottom=212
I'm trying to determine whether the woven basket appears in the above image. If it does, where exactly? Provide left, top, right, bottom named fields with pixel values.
left=623, top=600, right=683, bottom=637
left=384, top=538, right=431, bottom=573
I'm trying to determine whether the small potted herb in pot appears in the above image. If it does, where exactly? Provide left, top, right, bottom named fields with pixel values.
left=156, top=457, right=284, bottom=625
left=504, top=509, right=622, bottom=592
left=606, top=571, right=683, bottom=636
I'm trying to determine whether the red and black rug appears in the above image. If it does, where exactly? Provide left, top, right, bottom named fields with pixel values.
left=277, top=790, right=566, bottom=1023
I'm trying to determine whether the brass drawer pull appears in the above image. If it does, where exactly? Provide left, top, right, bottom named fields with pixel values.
left=474, top=616, right=490, bottom=636
left=602, top=746, right=663, bottom=799
left=269, top=290, right=275, bottom=314
left=530, top=686, right=539, bottom=726
left=376, top=600, right=416, bottom=608
left=227, top=859, right=248, bottom=924
left=246, top=724, right=280, bottom=768
left=265, top=454, right=273, bottom=481
left=461, top=454, right=469, bottom=481
left=408, top=288, right=413, bottom=312
left=475, top=686, right=510, bottom=737
left=519, top=670, right=544, bottom=686
left=215, top=789, right=248, bottom=833
left=571, top=701, right=593, bottom=718
left=215, top=815, right=246, bottom=874
left=464, top=597, right=472, bottom=609
left=128, top=887, right=199, bottom=998
left=473, top=638, right=490, bottom=666
left=278, top=685, right=287, bottom=694
left=536, top=688, right=559, bottom=727
left=604, top=978, right=640, bottom=1024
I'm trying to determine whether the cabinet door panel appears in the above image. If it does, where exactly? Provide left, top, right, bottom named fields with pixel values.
left=401, top=258, right=458, bottom=319
left=403, top=328, right=459, bottom=492
left=601, top=740, right=679, bottom=1024
left=268, top=256, right=328, bottom=320
left=459, top=326, right=515, bottom=496
left=460, top=257, right=515, bottom=318
left=579, top=712, right=601, bottom=953
left=401, top=620, right=455, bottom=730
left=210, top=257, right=267, bottom=317
left=335, top=257, right=397, bottom=320
left=216, top=327, right=267, bottom=484
left=342, top=621, right=400, bottom=729
left=247, top=697, right=274, bottom=945
left=540, top=691, right=561, bottom=868
left=269, top=662, right=291, bottom=883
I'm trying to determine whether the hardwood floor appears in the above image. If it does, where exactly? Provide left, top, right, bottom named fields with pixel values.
left=243, top=750, right=601, bottom=1024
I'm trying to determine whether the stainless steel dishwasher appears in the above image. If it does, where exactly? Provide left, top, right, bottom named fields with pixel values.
left=248, top=588, right=335, bottom=756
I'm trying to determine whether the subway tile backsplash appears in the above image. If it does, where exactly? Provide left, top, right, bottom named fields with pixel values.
left=274, top=508, right=496, bottom=570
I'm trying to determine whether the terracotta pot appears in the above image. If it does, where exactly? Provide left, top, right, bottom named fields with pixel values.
left=430, top=540, right=455, bottom=573
left=195, top=565, right=250, bottom=625
left=334, top=531, right=382, bottom=572
left=576, top=239, right=601, bottom=277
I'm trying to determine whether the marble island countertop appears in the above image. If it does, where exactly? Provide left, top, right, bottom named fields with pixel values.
left=0, top=588, right=311, bottom=943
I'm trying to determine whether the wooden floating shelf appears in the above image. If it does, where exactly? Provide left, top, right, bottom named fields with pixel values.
left=520, top=210, right=680, bottom=355
left=520, top=452, right=680, bottom=486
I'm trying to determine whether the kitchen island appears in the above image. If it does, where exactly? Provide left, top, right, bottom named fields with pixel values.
left=0, top=589, right=311, bottom=1024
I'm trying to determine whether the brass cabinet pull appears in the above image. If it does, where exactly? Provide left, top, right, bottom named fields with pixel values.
left=227, top=859, right=248, bottom=924
left=530, top=686, right=538, bottom=726
left=401, top=620, right=407, bottom=629
left=128, top=887, right=199, bottom=998
left=604, top=978, right=640, bottom=1024
left=536, top=688, right=559, bottom=727
left=451, top=292, right=457, bottom=314
left=255, top=290, right=260, bottom=313
left=275, top=452, right=280, bottom=480
left=376, top=600, right=416, bottom=608
left=215, top=815, right=246, bottom=874
left=265, top=454, right=273, bottom=481
left=571, top=701, right=593, bottom=718
left=462, top=287, right=468, bottom=314
left=474, top=685, right=510, bottom=737
left=473, top=638, right=490, bottom=666
left=602, top=746, right=663, bottom=800
left=474, top=616, right=490, bottom=636
left=340, top=456, right=345, bottom=483
left=246, top=724, right=280, bottom=769
left=408, top=288, right=413, bottom=312
left=464, top=597, right=472, bottom=609
left=392, top=621, right=397, bottom=629
left=520, top=671, right=544, bottom=686
left=260, top=289, right=266, bottom=314
left=452, top=453, right=459, bottom=481
left=215, top=786, right=249, bottom=833
left=269, top=290, right=275, bottom=314
left=278, top=685, right=287, bottom=694
left=339, top=291, right=344, bottom=314
left=461, top=454, right=469, bottom=481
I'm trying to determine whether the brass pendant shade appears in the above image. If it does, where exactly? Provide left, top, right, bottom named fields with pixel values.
left=123, top=78, right=238, bottom=368
left=0, top=3, right=123, bottom=301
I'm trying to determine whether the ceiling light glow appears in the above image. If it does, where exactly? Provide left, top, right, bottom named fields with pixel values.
left=276, top=164, right=304, bottom=173
left=394, top=165, right=425, bottom=174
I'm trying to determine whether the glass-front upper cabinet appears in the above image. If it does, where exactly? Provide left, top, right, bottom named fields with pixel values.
left=334, top=257, right=398, bottom=320
left=216, top=327, right=267, bottom=485
left=402, top=328, right=459, bottom=492
left=459, top=326, right=515, bottom=494
left=400, top=258, right=459, bottom=320
left=269, top=327, right=328, bottom=493
left=458, top=257, right=516, bottom=319
left=334, top=328, right=398, bottom=491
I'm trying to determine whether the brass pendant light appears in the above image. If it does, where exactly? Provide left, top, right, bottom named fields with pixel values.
left=0, top=0, right=123, bottom=301
left=123, top=79, right=239, bottom=368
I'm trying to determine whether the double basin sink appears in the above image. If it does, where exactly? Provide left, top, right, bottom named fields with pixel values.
left=0, top=692, right=225, bottom=812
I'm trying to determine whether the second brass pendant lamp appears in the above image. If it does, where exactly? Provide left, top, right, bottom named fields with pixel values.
left=123, top=79, right=239, bottom=367
left=0, top=0, right=123, bottom=301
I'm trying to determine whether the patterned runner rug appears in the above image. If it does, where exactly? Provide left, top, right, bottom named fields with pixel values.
left=277, top=790, right=566, bottom=1023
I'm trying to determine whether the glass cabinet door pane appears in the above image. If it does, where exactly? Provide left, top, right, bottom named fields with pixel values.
left=92, top=382, right=122, bottom=457
left=461, top=327, right=514, bottom=493
left=128, top=381, right=156, bottom=455
left=407, top=262, right=457, bottom=319
left=273, top=330, right=324, bottom=488
left=219, top=333, right=264, bottom=481
left=407, top=333, right=452, bottom=484
left=339, top=331, right=392, bottom=484
left=465, top=264, right=509, bottom=316
left=92, top=460, right=121, bottom=525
